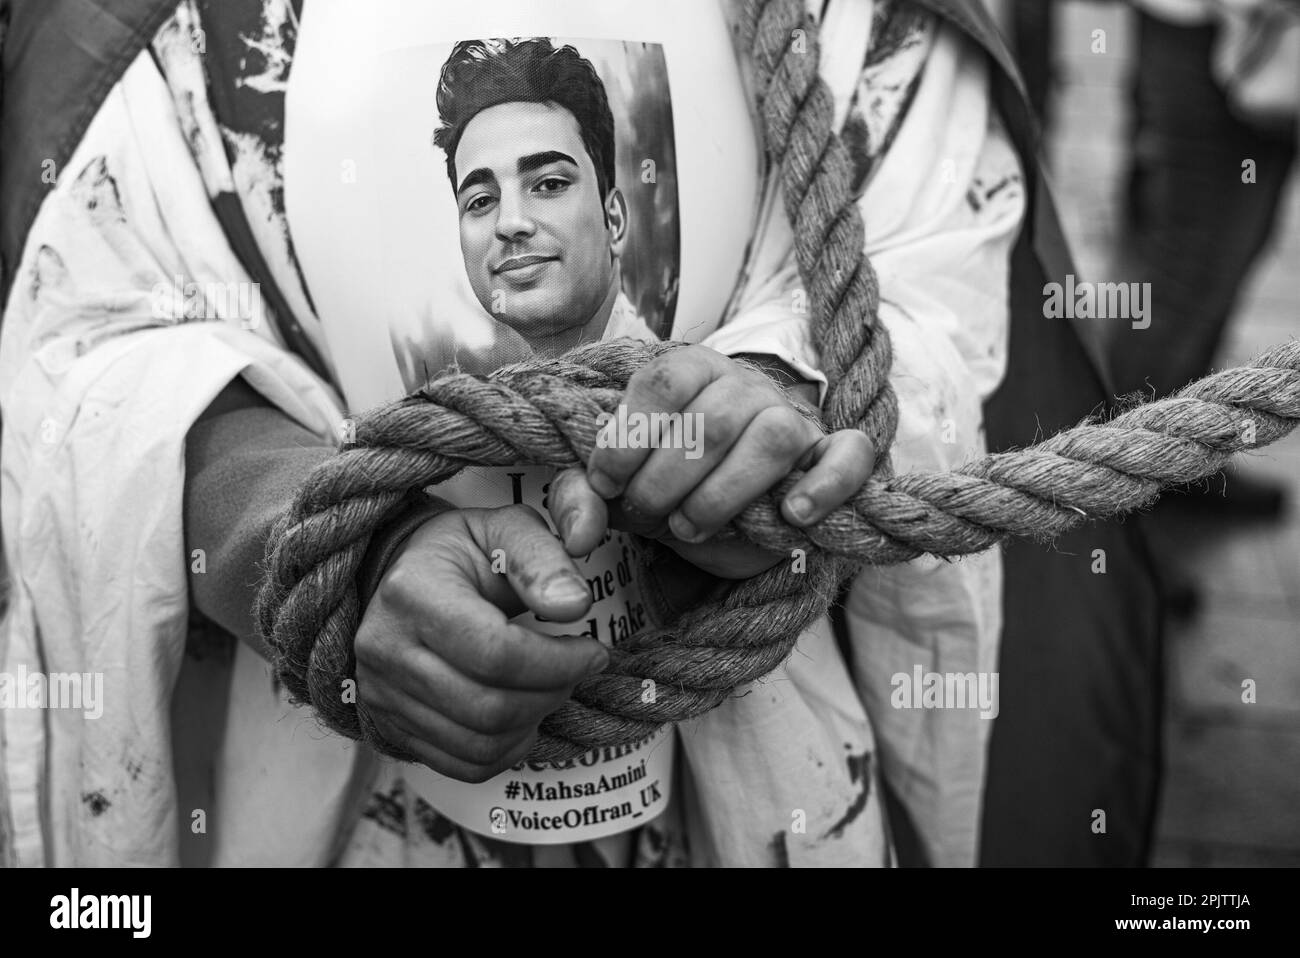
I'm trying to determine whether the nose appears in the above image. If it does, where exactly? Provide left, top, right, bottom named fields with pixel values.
left=494, top=190, right=537, bottom=243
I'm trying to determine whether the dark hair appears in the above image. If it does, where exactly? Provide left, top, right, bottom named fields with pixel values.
left=433, top=38, right=616, bottom=202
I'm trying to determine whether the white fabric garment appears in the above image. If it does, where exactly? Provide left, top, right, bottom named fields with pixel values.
left=0, top=55, right=354, bottom=865
left=844, top=23, right=1023, bottom=864
left=0, top=0, right=1022, bottom=866
left=701, top=8, right=1024, bottom=868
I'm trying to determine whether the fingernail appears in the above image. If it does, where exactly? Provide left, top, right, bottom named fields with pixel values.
left=786, top=495, right=812, bottom=523
left=670, top=512, right=700, bottom=542
left=587, top=469, right=618, bottom=499
left=559, top=508, right=578, bottom=541
left=542, top=574, right=589, bottom=605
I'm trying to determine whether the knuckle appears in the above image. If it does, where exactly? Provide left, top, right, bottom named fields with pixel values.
left=471, top=689, right=527, bottom=734
left=686, top=344, right=721, bottom=364
left=679, top=488, right=727, bottom=529
left=467, top=631, right=517, bottom=681
left=354, top=682, right=377, bottom=721
left=823, top=434, right=873, bottom=484
left=354, top=621, right=405, bottom=676
left=736, top=362, right=778, bottom=391
left=699, top=382, right=752, bottom=441
left=353, top=629, right=382, bottom=672
left=515, top=536, right=567, bottom=581
left=622, top=479, right=672, bottom=518
left=373, top=561, right=416, bottom=614
left=632, top=354, right=687, bottom=406
left=751, top=405, right=810, bottom=456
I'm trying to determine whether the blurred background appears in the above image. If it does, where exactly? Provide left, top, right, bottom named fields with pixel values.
left=990, top=0, right=1299, bottom=866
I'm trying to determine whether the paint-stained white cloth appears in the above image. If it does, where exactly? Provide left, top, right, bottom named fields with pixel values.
left=0, top=0, right=1022, bottom=867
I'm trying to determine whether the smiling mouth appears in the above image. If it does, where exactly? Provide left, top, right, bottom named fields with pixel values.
left=493, top=254, right=559, bottom=274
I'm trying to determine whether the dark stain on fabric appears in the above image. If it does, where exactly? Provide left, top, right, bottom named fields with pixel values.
left=360, top=783, right=407, bottom=838
left=81, top=791, right=112, bottom=817
left=124, top=759, right=144, bottom=782
left=822, top=749, right=873, bottom=840
left=412, top=797, right=456, bottom=844
left=30, top=245, right=69, bottom=301
left=457, top=831, right=484, bottom=868
left=74, top=156, right=126, bottom=223
left=408, top=797, right=529, bottom=868
left=637, top=821, right=671, bottom=868
left=769, top=830, right=791, bottom=868
left=476, top=831, right=535, bottom=868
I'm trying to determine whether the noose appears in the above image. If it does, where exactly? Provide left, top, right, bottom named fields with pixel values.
left=253, top=0, right=1300, bottom=762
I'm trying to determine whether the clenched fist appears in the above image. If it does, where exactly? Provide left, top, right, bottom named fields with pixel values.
left=355, top=503, right=603, bottom=783
left=557, top=345, right=875, bottom=578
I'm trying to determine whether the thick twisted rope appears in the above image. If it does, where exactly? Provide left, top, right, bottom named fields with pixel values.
left=253, top=0, right=1300, bottom=763
left=256, top=0, right=894, bottom=761
left=255, top=335, right=1300, bottom=758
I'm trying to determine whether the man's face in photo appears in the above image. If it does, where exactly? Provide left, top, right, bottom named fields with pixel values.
left=453, top=101, right=622, bottom=343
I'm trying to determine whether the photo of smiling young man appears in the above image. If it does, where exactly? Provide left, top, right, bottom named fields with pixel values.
left=436, top=37, right=660, bottom=356
left=434, top=38, right=663, bottom=359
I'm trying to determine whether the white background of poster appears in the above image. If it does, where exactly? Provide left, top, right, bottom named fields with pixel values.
left=284, top=0, right=762, bottom=412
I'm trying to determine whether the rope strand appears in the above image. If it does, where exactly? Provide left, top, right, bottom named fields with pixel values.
left=253, top=0, right=1300, bottom=761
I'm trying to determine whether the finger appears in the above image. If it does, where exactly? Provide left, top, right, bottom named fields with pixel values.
left=367, top=540, right=608, bottom=691
left=668, top=404, right=820, bottom=543
left=368, top=710, right=487, bottom=781
left=547, top=466, right=608, bottom=556
left=617, top=376, right=761, bottom=520
left=356, top=634, right=574, bottom=733
left=587, top=346, right=727, bottom=499
left=423, top=586, right=608, bottom=692
left=367, top=680, right=539, bottom=768
left=604, top=495, right=672, bottom=539
left=478, top=503, right=593, bottom=623
left=379, top=711, right=536, bottom=785
left=782, top=430, right=875, bottom=526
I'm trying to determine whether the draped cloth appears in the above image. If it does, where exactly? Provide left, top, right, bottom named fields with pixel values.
left=0, top=0, right=1022, bottom=866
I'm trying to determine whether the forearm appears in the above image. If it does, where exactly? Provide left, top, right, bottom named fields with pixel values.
left=183, top=377, right=453, bottom=658
left=183, top=378, right=337, bottom=657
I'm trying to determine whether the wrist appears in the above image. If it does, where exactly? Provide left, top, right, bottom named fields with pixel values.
left=356, top=489, right=458, bottom=611
left=731, top=352, right=821, bottom=410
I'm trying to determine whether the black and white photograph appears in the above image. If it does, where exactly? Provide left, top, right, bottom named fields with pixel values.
left=0, top=0, right=1295, bottom=936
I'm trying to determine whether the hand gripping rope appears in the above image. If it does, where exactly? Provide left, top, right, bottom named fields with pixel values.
left=254, top=0, right=1300, bottom=761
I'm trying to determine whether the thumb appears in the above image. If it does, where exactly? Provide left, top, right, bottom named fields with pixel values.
left=478, top=503, right=594, bottom=623
left=547, top=465, right=609, bottom=556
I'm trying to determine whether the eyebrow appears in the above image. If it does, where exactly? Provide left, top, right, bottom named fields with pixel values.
left=456, top=151, right=579, bottom=197
left=456, top=167, right=496, bottom=197
left=517, top=150, right=579, bottom=176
